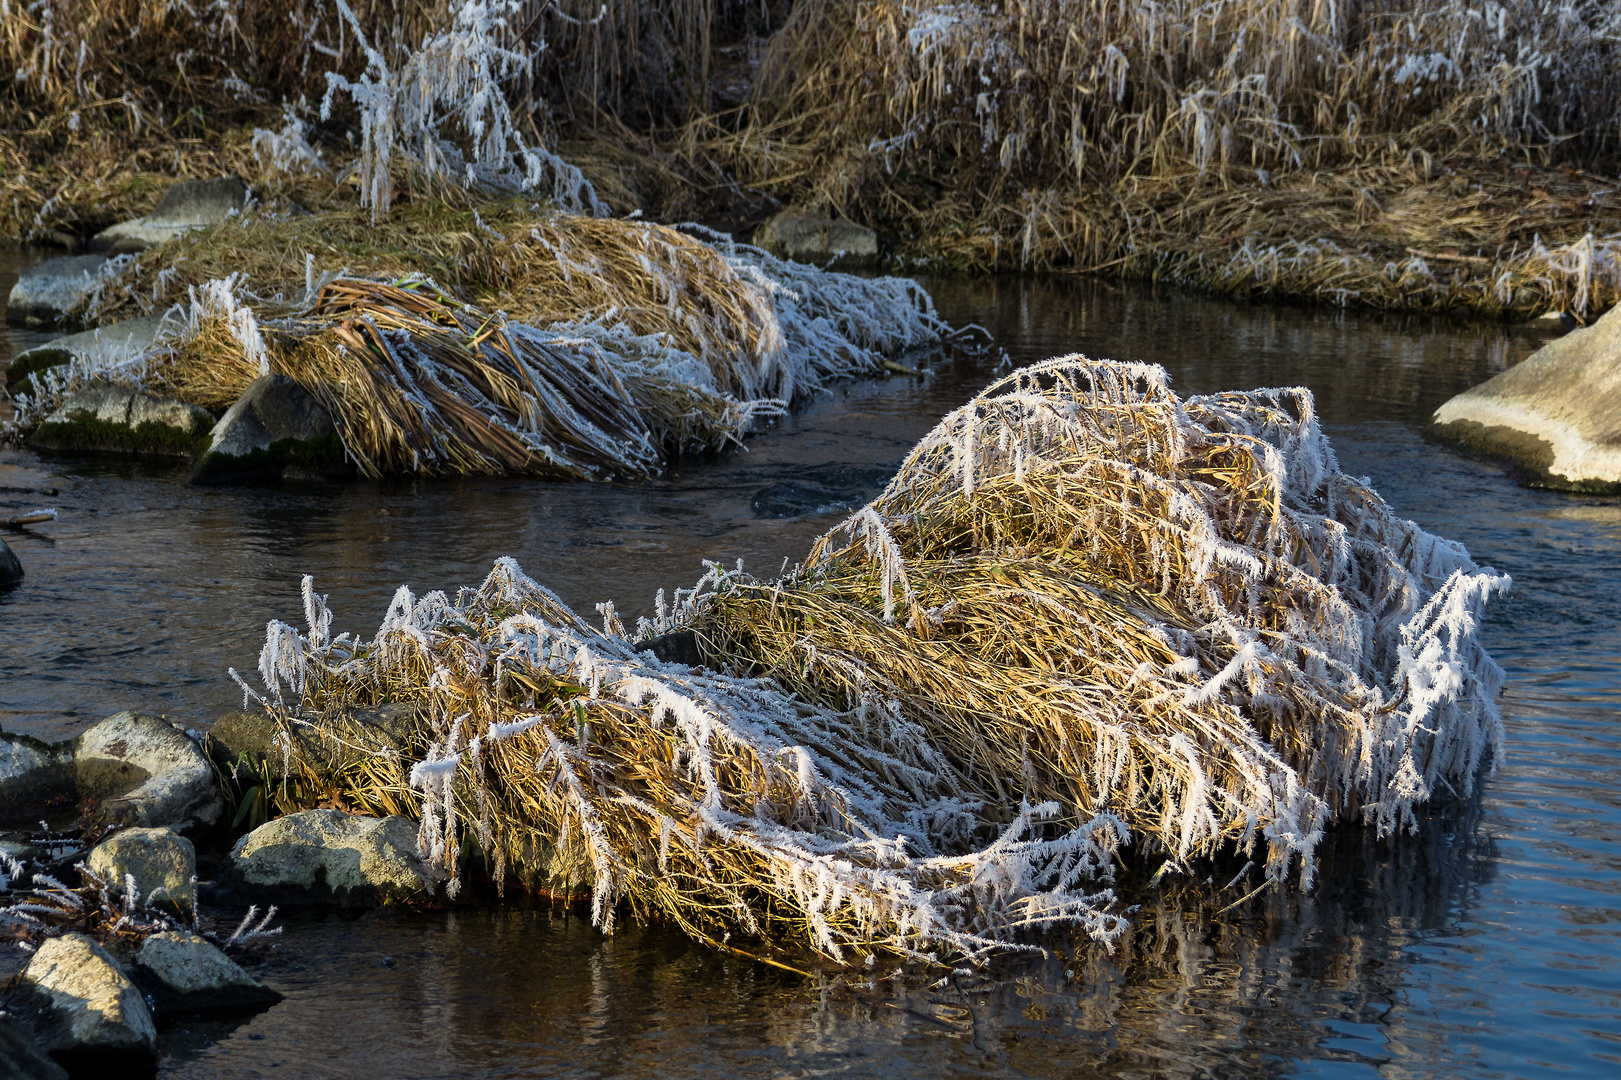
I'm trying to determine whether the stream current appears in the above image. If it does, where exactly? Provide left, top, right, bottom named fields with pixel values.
left=2, top=252, right=1618, bottom=1078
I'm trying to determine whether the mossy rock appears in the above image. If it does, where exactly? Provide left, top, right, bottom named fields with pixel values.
left=30, top=381, right=214, bottom=458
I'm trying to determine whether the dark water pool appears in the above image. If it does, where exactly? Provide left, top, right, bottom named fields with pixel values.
left=3, top=252, right=1617, bottom=1079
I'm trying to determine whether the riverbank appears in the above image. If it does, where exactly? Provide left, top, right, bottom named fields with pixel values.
left=6, top=2, right=1621, bottom=324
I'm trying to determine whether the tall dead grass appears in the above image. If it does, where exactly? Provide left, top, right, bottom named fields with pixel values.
left=240, top=357, right=1507, bottom=961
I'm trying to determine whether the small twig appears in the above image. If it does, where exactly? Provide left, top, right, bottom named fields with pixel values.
left=2, top=509, right=57, bottom=531
left=881, top=359, right=923, bottom=377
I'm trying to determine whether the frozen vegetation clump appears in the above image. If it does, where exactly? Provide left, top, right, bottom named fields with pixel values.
left=237, top=358, right=1508, bottom=962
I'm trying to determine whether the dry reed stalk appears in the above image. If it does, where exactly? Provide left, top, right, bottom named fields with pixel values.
left=238, top=357, right=1505, bottom=962
left=75, top=200, right=944, bottom=401
left=689, top=357, right=1509, bottom=884
left=146, top=276, right=763, bottom=478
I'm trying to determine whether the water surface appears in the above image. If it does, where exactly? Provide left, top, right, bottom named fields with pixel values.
left=2, top=250, right=1617, bottom=1079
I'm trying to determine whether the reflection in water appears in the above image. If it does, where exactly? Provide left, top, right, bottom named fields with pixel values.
left=4, top=253, right=1618, bottom=1078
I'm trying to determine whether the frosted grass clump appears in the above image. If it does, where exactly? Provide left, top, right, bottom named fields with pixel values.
left=236, top=358, right=1507, bottom=962
left=237, top=559, right=1131, bottom=961
left=321, top=0, right=604, bottom=220
left=690, top=356, right=1510, bottom=891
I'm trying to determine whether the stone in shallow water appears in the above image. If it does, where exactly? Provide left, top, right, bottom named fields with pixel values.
left=4, top=255, right=108, bottom=328
left=132, top=932, right=282, bottom=1016
left=0, top=730, right=70, bottom=817
left=73, top=711, right=223, bottom=830
left=1429, top=302, right=1621, bottom=492
left=29, top=379, right=214, bottom=458
left=190, top=373, right=349, bottom=485
left=17, top=933, right=158, bottom=1069
left=86, top=827, right=196, bottom=914
left=228, top=809, right=441, bottom=907
left=4, top=313, right=175, bottom=396
left=753, top=212, right=880, bottom=269
left=93, top=175, right=251, bottom=254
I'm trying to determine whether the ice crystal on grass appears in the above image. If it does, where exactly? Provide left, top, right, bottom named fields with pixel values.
left=242, top=357, right=1505, bottom=962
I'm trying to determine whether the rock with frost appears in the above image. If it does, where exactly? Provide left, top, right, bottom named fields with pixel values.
left=93, top=175, right=250, bottom=254
left=85, top=827, right=196, bottom=913
left=1430, top=303, right=1621, bottom=492
left=0, top=539, right=21, bottom=590
left=0, top=1012, right=68, bottom=1080
left=29, top=379, right=215, bottom=458
left=132, top=932, right=283, bottom=1016
left=190, top=373, right=349, bottom=484
left=228, top=809, right=440, bottom=906
left=4, top=313, right=175, bottom=396
left=4, top=256, right=108, bottom=328
left=16, top=933, right=157, bottom=1068
left=0, top=730, right=70, bottom=816
left=73, top=711, right=223, bottom=830
left=753, top=212, right=880, bottom=269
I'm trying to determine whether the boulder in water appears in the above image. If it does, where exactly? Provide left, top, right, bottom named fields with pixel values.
left=753, top=212, right=880, bottom=269
left=190, top=373, right=349, bottom=484
left=4, top=256, right=108, bottom=329
left=29, top=379, right=215, bottom=458
left=131, top=932, right=283, bottom=1016
left=1429, top=303, right=1621, bottom=492
left=73, top=711, right=223, bottom=830
left=4, top=314, right=175, bottom=397
left=227, top=809, right=442, bottom=906
left=93, top=175, right=251, bottom=254
left=85, top=827, right=196, bottom=913
left=16, top=933, right=158, bottom=1070
left=0, top=730, right=71, bottom=818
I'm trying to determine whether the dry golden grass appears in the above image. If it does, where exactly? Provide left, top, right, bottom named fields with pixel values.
left=243, top=357, right=1506, bottom=961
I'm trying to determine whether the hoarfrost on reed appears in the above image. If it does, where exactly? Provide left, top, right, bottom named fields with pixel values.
left=239, top=357, right=1507, bottom=962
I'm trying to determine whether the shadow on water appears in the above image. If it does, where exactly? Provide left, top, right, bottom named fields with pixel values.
left=146, top=802, right=1496, bottom=1080
left=4, top=252, right=1618, bottom=1077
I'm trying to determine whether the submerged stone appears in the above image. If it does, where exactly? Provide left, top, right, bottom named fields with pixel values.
left=73, top=711, right=223, bottom=830
left=190, top=373, right=350, bottom=484
left=753, top=212, right=880, bottom=269
left=228, top=809, right=441, bottom=907
left=132, top=932, right=282, bottom=1016
left=4, top=255, right=108, bottom=328
left=85, top=827, right=196, bottom=913
left=17, top=933, right=158, bottom=1069
left=1430, top=303, right=1621, bottom=492
left=29, top=379, right=214, bottom=458
left=93, top=175, right=251, bottom=254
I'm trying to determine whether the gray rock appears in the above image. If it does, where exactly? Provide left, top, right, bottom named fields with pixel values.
left=0, top=1012, right=69, bottom=1080
left=29, top=378, right=214, bottom=458
left=73, top=711, right=223, bottom=830
left=93, top=175, right=250, bottom=254
left=753, top=213, right=880, bottom=269
left=5, top=256, right=108, bottom=328
left=4, top=313, right=175, bottom=396
left=207, top=703, right=421, bottom=782
left=16, top=933, right=157, bottom=1067
left=0, top=731, right=70, bottom=817
left=636, top=629, right=705, bottom=667
left=131, top=932, right=282, bottom=1016
left=1430, top=302, right=1621, bottom=492
left=0, top=539, right=21, bottom=590
left=85, top=827, right=196, bottom=914
left=228, top=809, right=440, bottom=906
left=190, top=373, right=349, bottom=484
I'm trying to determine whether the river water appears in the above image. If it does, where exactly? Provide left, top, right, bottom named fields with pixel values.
left=2, top=253, right=1617, bottom=1078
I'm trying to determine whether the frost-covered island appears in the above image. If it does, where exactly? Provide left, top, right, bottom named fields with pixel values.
left=2, top=3, right=1618, bottom=1078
